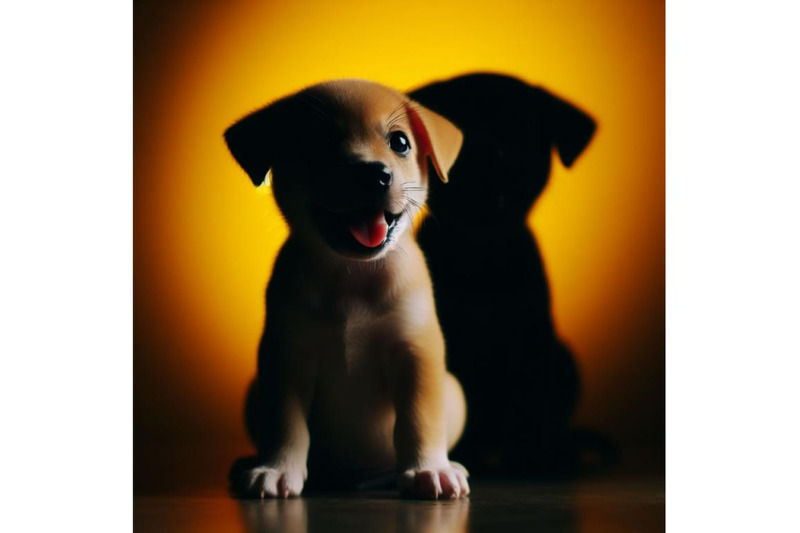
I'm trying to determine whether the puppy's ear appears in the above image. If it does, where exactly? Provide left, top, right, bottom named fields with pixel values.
left=539, top=89, right=596, bottom=168
left=406, top=103, right=463, bottom=183
left=224, top=103, right=283, bottom=186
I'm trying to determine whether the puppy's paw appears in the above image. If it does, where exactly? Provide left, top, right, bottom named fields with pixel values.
left=238, top=464, right=307, bottom=499
left=398, top=461, right=470, bottom=500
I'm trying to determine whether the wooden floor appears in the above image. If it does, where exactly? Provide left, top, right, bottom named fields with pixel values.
left=134, top=476, right=664, bottom=532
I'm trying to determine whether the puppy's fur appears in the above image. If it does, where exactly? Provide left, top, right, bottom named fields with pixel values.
left=411, top=73, right=596, bottom=476
left=225, top=80, right=468, bottom=499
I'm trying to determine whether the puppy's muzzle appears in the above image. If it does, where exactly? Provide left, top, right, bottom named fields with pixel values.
left=308, top=161, right=402, bottom=258
left=349, top=161, right=392, bottom=191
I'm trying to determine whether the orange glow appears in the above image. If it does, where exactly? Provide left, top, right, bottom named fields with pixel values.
left=135, top=0, right=664, bottom=487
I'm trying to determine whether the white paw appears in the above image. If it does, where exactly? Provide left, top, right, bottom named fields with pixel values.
left=238, top=464, right=307, bottom=499
left=398, top=461, right=470, bottom=500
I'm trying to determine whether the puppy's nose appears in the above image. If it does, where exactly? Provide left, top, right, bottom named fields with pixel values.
left=353, top=162, right=392, bottom=189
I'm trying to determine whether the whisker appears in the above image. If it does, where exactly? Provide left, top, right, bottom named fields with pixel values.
left=406, top=195, right=439, bottom=226
left=387, top=113, right=409, bottom=130
left=386, top=101, right=408, bottom=122
left=406, top=196, right=428, bottom=214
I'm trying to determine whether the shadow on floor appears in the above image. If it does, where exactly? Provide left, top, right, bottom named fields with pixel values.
left=134, top=477, right=664, bottom=532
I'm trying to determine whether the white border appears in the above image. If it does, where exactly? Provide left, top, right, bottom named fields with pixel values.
left=2, top=0, right=800, bottom=531
left=667, top=0, right=800, bottom=530
left=0, top=1, right=132, bottom=530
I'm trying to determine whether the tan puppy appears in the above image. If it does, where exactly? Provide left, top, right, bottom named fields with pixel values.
left=225, top=80, right=468, bottom=500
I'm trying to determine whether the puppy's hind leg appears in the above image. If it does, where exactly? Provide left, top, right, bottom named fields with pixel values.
left=443, top=372, right=470, bottom=494
left=228, top=379, right=261, bottom=491
left=444, top=372, right=470, bottom=493
left=244, top=378, right=259, bottom=446
left=445, top=372, right=466, bottom=451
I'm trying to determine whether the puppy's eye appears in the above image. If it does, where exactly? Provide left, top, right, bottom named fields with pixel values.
left=389, top=131, right=411, bottom=155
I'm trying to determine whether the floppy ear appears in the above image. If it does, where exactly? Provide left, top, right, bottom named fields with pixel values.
left=539, top=89, right=596, bottom=168
left=224, top=102, right=284, bottom=186
left=406, top=103, right=463, bottom=183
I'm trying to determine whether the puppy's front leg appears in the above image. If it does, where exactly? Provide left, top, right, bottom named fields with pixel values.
left=389, top=337, right=470, bottom=500
left=240, top=332, right=315, bottom=499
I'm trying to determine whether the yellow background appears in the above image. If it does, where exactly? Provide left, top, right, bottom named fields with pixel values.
left=135, top=0, right=664, bottom=490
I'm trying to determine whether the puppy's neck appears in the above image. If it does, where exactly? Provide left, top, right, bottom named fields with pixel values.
left=290, top=231, right=418, bottom=285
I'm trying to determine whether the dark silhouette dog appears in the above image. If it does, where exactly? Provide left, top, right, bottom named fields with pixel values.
left=410, top=73, right=598, bottom=477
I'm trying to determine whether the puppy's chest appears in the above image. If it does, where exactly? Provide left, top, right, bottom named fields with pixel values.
left=308, top=299, right=393, bottom=418
left=302, top=292, right=390, bottom=373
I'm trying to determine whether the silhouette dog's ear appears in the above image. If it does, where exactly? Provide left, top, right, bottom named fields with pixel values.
left=407, top=103, right=463, bottom=183
left=224, top=100, right=289, bottom=186
left=538, top=89, right=596, bottom=168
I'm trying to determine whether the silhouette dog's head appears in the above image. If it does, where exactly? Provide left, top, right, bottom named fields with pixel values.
left=225, top=80, right=463, bottom=260
left=410, top=74, right=595, bottom=230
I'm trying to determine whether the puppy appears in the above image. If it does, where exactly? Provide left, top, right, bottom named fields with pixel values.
left=224, top=80, right=468, bottom=499
left=410, top=74, right=596, bottom=476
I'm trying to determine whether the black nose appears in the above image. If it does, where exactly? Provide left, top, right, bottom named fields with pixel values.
left=353, top=162, right=392, bottom=189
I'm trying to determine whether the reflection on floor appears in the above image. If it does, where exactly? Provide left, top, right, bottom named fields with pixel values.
left=134, top=477, right=664, bottom=532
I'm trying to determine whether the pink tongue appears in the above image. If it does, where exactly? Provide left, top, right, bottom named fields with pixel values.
left=348, top=211, right=388, bottom=248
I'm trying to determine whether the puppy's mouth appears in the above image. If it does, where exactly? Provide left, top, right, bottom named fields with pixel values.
left=347, top=210, right=396, bottom=248
left=311, top=204, right=402, bottom=257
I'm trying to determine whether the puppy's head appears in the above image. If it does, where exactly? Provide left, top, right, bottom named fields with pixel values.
left=225, top=80, right=462, bottom=260
left=410, top=74, right=596, bottom=229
